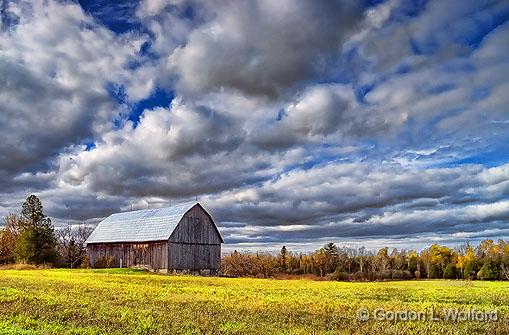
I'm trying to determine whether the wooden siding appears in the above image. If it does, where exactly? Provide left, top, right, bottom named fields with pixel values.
left=168, top=205, right=222, bottom=270
left=169, top=205, right=223, bottom=244
left=168, top=242, right=221, bottom=270
left=86, top=203, right=222, bottom=271
left=87, top=242, right=168, bottom=270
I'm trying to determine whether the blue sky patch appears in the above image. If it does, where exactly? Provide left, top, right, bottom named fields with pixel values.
left=129, top=88, right=174, bottom=127
left=77, top=0, right=142, bottom=34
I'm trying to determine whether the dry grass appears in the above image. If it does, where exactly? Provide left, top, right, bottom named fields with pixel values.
left=0, top=263, right=52, bottom=270
left=0, top=269, right=508, bottom=334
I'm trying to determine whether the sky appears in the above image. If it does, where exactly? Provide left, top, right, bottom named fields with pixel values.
left=0, top=0, right=508, bottom=252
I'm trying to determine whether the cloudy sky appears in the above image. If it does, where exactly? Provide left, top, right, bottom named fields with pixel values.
left=1, top=0, right=508, bottom=252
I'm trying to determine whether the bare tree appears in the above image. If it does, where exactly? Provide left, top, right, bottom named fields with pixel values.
left=57, top=223, right=93, bottom=268
left=501, top=264, right=509, bottom=280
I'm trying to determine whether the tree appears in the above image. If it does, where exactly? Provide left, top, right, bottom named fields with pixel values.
left=254, top=252, right=278, bottom=278
left=356, top=247, right=369, bottom=273
left=279, top=245, right=288, bottom=272
left=376, top=247, right=390, bottom=272
left=220, top=250, right=246, bottom=277
left=444, top=263, right=457, bottom=279
left=57, top=223, right=93, bottom=268
left=500, top=263, right=509, bottom=280
left=337, top=249, right=352, bottom=274
left=501, top=240, right=509, bottom=280
left=421, top=249, right=432, bottom=279
left=456, top=244, right=476, bottom=279
left=15, top=195, right=58, bottom=265
left=299, top=254, right=313, bottom=274
left=391, top=248, right=406, bottom=271
left=0, top=214, right=21, bottom=264
left=428, top=244, right=455, bottom=278
left=323, top=243, right=339, bottom=273
left=477, top=260, right=499, bottom=280
left=477, top=239, right=495, bottom=260
left=313, top=249, right=328, bottom=276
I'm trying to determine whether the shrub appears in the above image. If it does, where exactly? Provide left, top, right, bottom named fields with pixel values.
left=81, top=254, right=90, bottom=269
left=351, top=271, right=367, bottom=281
left=94, top=255, right=116, bottom=268
left=0, top=263, right=51, bottom=270
left=330, top=269, right=350, bottom=281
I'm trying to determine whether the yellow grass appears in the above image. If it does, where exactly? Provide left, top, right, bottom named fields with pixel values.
left=0, top=269, right=508, bottom=334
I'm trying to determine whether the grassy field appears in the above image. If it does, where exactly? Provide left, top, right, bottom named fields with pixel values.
left=0, top=269, right=508, bottom=335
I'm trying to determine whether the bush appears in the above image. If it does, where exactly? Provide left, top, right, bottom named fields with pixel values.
left=81, top=254, right=90, bottom=269
left=291, top=268, right=305, bottom=275
left=351, top=271, right=367, bottom=281
left=331, top=269, right=350, bottom=281
left=390, top=270, right=413, bottom=280
left=94, top=255, right=116, bottom=268
left=0, top=263, right=51, bottom=270
left=381, top=270, right=393, bottom=280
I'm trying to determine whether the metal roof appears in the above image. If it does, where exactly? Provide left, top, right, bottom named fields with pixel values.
left=85, top=202, right=198, bottom=244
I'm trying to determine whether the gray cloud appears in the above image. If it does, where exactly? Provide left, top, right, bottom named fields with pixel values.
left=0, top=0, right=149, bottom=180
left=251, top=84, right=401, bottom=150
left=207, top=162, right=509, bottom=244
left=165, top=0, right=364, bottom=98
left=57, top=100, right=273, bottom=198
left=0, top=59, right=111, bottom=172
left=1, top=0, right=508, bottom=252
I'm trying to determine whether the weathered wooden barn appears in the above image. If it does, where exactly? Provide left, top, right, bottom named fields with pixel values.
left=85, top=202, right=223, bottom=272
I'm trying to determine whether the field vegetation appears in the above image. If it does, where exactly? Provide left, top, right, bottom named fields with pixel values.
left=0, top=269, right=508, bottom=335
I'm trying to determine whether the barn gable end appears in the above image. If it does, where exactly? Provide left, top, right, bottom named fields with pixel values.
left=169, top=203, right=223, bottom=244
left=168, top=203, right=222, bottom=270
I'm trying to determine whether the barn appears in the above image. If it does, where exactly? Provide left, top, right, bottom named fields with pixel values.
left=85, top=202, right=223, bottom=273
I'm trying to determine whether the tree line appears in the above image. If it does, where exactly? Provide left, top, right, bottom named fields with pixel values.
left=0, top=195, right=92, bottom=268
left=2, top=195, right=509, bottom=281
left=221, top=241, right=509, bottom=281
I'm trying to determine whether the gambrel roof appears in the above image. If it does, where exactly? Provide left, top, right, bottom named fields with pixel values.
left=85, top=202, right=218, bottom=244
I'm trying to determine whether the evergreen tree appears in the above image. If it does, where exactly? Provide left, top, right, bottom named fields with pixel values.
left=443, top=263, right=457, bottom=279
left=477, top=260, right=499, bottom=280
left=15, top=195, right=57, bottom=265
left=323, top=243, right=339, bottom=273
left=279, top=245, right=288, bottom=272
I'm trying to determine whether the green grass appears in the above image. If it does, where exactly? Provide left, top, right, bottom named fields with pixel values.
left=0, top=269, right=508, bottom=334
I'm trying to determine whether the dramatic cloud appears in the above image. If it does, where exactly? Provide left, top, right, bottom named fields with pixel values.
left=208, top=162, right=509, bottom=251
left=0, top=0, right=148, bottom=178
left=1, top=0, right=508, bottom=251
left=165, top=0, right=364, bottom=98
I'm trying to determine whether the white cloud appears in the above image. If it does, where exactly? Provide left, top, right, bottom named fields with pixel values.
left=165, top=0, right=364, bottom=98
left=1, top=0, right=508, bottom=251
left=205, top=161, right=509, bottom=244
left=0, top=0, right=149, bottom=176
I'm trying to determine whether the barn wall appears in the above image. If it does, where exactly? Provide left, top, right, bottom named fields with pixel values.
left=87, top=241, right=168, bottom=270
left=168, top=242, right=221, bottom=270
left=169, top=205, right=222, bottom=244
